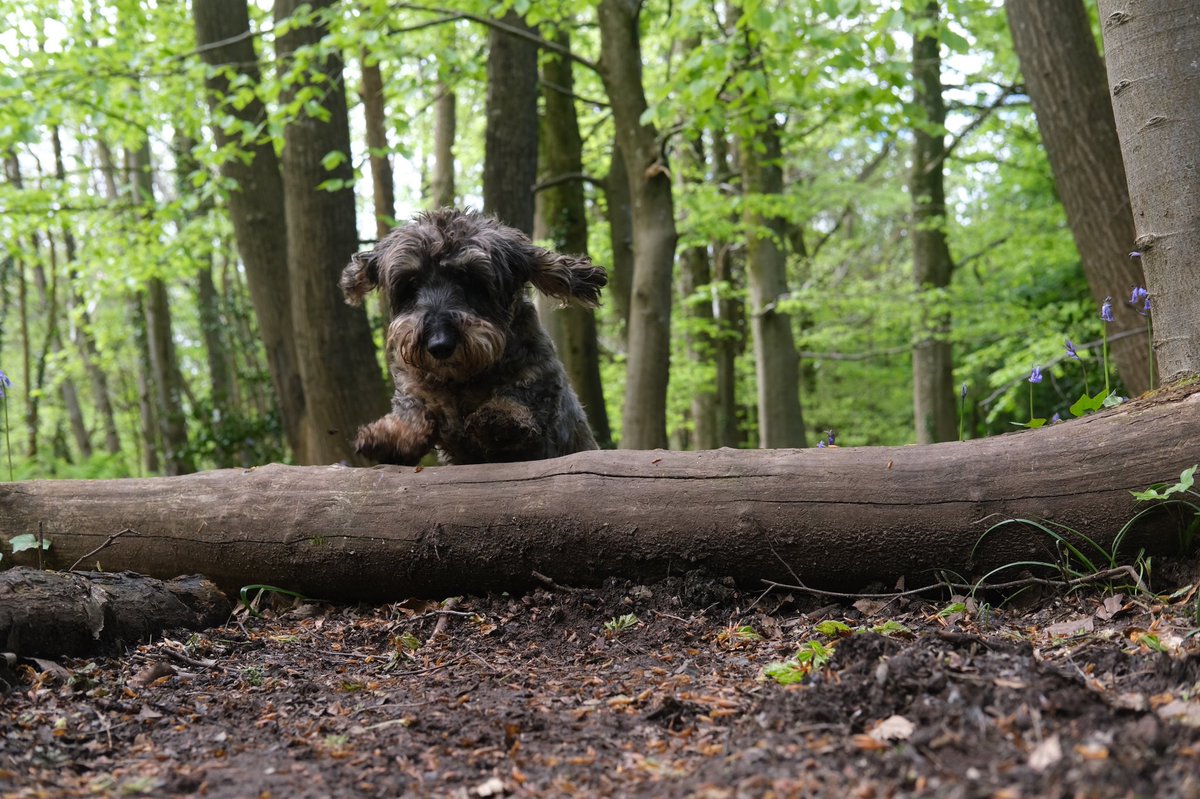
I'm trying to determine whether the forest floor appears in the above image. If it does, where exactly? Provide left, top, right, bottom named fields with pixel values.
left=2, top=558, right=1200, bottom=799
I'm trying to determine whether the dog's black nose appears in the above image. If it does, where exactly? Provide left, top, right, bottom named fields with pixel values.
left=426, top=329, right=457, bottom=360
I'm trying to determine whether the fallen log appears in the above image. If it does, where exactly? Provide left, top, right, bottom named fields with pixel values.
left=1, top=386, right=1198, bottom=602
left=0, top=568, right=231, bottom=657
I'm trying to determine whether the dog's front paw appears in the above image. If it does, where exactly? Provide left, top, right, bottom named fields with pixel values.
left=355, top=414, right=434, bottom=466
left=463, top=398, right=542, bottom=461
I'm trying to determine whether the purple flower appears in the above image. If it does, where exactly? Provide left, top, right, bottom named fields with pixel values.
left=1029, top=366, right=1043, bottom=384
left=961, top=383, right=968, bottom=400
left=1051, top=412, right=1062, bottom=424
left=0, top=369, right=10, bottom=399
left=1065, top=339, right=1078, bottom=360
left=1129, top=251, right=1142, bottom=259
left=1130, top=286, right=1148, bottom=306
left=1101, top=297, right=1114, bottom=323
left=825, top=429, right=836, bottom=447
left=817, top=441, right=826, bottom=449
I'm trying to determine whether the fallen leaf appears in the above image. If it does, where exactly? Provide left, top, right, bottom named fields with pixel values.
left=1027, top=735, right=1062, bottom=772
left=1096, top=594, right=1126, bottom=621
left=851, top=734, right=890, bottom=751
left=992, top=677, right=1027, bottom=690
left=474, top=776, right=508, bottom=797
left=1074, top=742, right=1109, bottom=760
left=1156, top=700, right=1200, bottom=727
left=868, top=715, right=915, bottom=742
left=1044, top=617, right=1093, bottom=638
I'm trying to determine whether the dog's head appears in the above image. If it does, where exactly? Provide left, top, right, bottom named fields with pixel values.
left=341, top=208, right=607, bottom=381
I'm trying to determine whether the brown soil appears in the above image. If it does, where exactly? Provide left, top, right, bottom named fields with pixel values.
left=2, top=563, right=1200, bottom=798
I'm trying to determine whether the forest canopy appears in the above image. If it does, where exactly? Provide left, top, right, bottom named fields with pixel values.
left=0, top=0, right=1157, bottom=477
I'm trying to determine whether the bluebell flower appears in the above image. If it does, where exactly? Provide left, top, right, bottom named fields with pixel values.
left=961, top=383, right=968, bottom=399
left=1129, top=251, right=1142, bottom=259
left=0, top=369, right=10, bottom=399
left=1029, top=366, right=1043, bottom=384
left=1101, top=297, right=1114, bottom=323
left=1130, top=286, right=1148, bottom=306
left=817, top=441, right=826, bottom=448
left=1051, top=412, right=1062, bottom=424
left=1065, top=339, right=1078, bottom=360
left=825, top=429, right=836, bottom=447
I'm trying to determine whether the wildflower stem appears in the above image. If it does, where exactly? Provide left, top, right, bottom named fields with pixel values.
left=958, top=393, right=964, bottom=442
left=1147, top=318, right=1155, bottom=391
left=1029, top=381, right=1034, bottom=424
left=1102, top=328, right=1110, bottom=396
left=2, top=395, right=11, bottom=482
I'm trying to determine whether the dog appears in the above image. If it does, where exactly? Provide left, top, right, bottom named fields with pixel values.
left=340, top=208, right=608, bottom=465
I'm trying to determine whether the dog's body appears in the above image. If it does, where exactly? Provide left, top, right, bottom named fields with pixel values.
left=340, top=209, right=606, bottom=465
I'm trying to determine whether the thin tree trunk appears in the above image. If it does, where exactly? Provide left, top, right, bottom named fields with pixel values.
left=5, top=153, right=37, bottom=459
left=36, top=234, right=91, bottom=461
left=597, top=0, right=678, bottom=450
left=430, top=82, right=456, bottom=209
left=192, top=0, right=308, bottom=460
left=678, top=132, right=718, bottom=451
left=128, top=294, right=160, bottom=475
left=482, top=10, right=538, bottom=233
left=535, top=32, right=611, bottom=448
left=741, top=120, right=806, bottom=448
left=361, top=54, right=395, bottom=240
left=711, top=131, right=743, bottom=448
left=275, top=0, right=389, bottom=465
left=197, top=263, right=236, bottom=467
left=1005, top=0, right=1150, bottom=395
left=1097, top=1, right=1200, bottom=382
left=910, top=1, right=957, bottom=444
left=605, top=140, right=634, bottom=347
left=128, top=144, right=194, bottom=475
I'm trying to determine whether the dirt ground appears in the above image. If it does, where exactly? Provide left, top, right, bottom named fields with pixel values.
left=2, top=559, right=1200, bottom=799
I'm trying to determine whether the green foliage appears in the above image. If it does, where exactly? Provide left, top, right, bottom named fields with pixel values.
left=603, top=613, right=640, bottom=636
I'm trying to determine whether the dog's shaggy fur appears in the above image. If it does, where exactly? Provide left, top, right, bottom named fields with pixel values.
left=341, top=208, right=607, bottom=465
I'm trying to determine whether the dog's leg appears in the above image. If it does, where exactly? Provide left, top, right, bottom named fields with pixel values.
left=462, top=396, right=545, bottom=462
left=355, top=401, right=436, bottom=466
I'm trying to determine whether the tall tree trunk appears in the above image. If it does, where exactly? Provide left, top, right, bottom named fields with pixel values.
left=482, top=10, right=538, bottom=233
left=193, top=0, right=308, bottom=460
left=535, top=33, right=612, bottom=448
left=1097, top=1, right=1200, bottom=383
left=597, top=0, right=678, bottom=450
left=360, top=55, right=395, bottom=239
left=35, top=234, right=91, bottom=461
left=605, top=140, right=634, bottom=347
left=1006, top=0, right=1150, bottom=395
left=910, top=1, right=957, bottom=444
left=275, top=0, right=389, bottom=465
left=711, top=131, right=743, bottom=448
left=430, top=82, right=456, bottom=209
left=5, top=153, right=37, bottom=459
left=197, top=263, right=236, bottom=468
left=741, top=119, right=806, bottom=449
left=128, top=295, right=160, bottom=475
left=129, top=144, right=194, bottom=475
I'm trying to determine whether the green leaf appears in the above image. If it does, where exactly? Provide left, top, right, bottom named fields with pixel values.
left=814, top=620, right=852, bottom=636
left=1132, top=464, right=1198, bottom=501
left=10, top=534, right=51, bottom=554
left=1070, top=389, right=1109, bottom=417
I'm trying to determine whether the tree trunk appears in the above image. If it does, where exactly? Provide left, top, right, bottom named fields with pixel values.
left=1097, top=1, right=1200, bottom=383
left=1005, top=0, right=1150, bottom=395
left=910, top=1, right=958, bottom=444
left=128, top=294, right=160, bottom=475
left=482, top=10, right=538, bottom=234
left=711, top=131, right=744, bottom=449
left=535, top=33, right=612, bottom=448
left=605, top=140, right=634, bottom=346
left=430, top=82, right=457, bottom=209
left=597, top=0, right=678, bottom=450
left=129, top=144, right=195, bottom=476
left=193, top=0, right=308, bottom=460
left=3, top=387, right=1197, bottom=601
left=275, top=0, right=389, bottom=465
left=0, top=568, right=231, bottom=658
left=197, top=263, right=236, bottom=468
left=741, top=121, right=806, bottom=448
left=361, top=54, right=395, bottom=240
left=678, top=135, right=718, bottom=451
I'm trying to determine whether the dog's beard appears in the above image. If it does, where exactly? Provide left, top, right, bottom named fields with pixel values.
left=388, top=312, right=507, bottom=382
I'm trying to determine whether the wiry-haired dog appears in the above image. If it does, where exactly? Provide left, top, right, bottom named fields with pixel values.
left=340, top=208, right=607, bottom=465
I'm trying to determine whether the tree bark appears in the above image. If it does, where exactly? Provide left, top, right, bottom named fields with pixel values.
left=430, top=82, right=457, bottom=209
left=275, top=0, right=389, bottom=465
left=1005, top=0, right=1150, bottom=395
left=711, top=131, right=745, bottom=449
left=678, top=134, right=718, bottom=451
left=129, top=144, right=195, bottom=476
left=605, top=139, right=634, bottom=346
left=535, top=33, right=612, bottom=448
left=360, top=54, right=395, bottom=240
left=0, top=568, right=230, bottom=658
left=3, top=387, right=1196, bottom=602
left=1097, top=1, right=1200, bottom=383
left=911, top=1, right=958, bottom=444
left=482, top=10, right=538, bottom=234
left=597, top=0, right=678, bottom=450
left=193, top=0, right=308, bottom=460
left=741, top=120, right=806, bottom=448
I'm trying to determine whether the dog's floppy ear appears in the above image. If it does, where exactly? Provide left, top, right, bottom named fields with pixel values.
left=341, top=250, right=381, bottom=307
left=527, top=247, right=608, bottom=308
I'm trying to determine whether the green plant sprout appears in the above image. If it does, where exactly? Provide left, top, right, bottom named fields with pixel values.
left=603, top=613, right=640, bottom=636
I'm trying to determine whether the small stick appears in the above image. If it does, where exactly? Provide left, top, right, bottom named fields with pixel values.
left=69, top=528, right=134, bottom=572
left=532, top=569, right=585, bottom=593
left=426, top=596, right=461, bottom=645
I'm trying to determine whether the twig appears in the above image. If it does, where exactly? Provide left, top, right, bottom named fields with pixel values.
left=69, top=528, right=133, bottom=571
left=532, top=570, right=585, bottom=593
left=426, top=596, right=460, bottom=645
